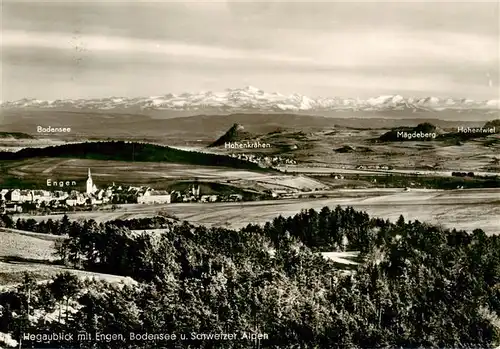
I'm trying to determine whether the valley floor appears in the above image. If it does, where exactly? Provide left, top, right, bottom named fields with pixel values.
left=18, top=188, right=500, bottom=234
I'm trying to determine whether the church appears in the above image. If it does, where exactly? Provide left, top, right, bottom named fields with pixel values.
left=86, top=168, right=98, bottom=195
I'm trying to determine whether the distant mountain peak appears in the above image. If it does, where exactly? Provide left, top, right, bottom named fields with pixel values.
left=243, top=85, right=261, bottom=92
left=1, top=87, right=499, bottom=114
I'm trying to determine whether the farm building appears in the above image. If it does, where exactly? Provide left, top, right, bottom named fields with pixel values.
left=137, top=190, right=171, bottom=204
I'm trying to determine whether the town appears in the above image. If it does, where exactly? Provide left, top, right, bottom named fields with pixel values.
left=228, top=153, right=298, bottom=167
left=0, top=168, right=246, bottom=214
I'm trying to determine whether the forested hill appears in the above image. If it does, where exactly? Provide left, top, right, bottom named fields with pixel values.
left=0, top=131, right=34, bottom=139
left=1, top=206, right=499, bottom=348
left=378, top=122, right=442, bottom=142
left=0, top=141, right=267, bottom=171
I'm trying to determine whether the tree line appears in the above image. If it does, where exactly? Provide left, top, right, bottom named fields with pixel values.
left=0, top=206, right=499, bottom=348
left=0, top=214, right=174, bottom=236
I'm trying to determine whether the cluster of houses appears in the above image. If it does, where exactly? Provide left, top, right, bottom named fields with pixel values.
left=136, top=184, right=210, bottom=204
left=0, top=169, right=111, bottom=213
left=0, top=188, right=112, bottom=213
left=355, top=165, right=393, bottom=171
left=0, top=169, right=245, bottom=214
left=229, top=153, right=297, bottom=167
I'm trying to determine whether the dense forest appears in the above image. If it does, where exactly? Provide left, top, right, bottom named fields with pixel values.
left=0, top=141, right=268, bottom=171
left=1, top=215, right=175, bottom=236
left=0, top=206, right=499, bottom=348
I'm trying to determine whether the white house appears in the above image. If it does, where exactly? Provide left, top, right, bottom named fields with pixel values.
left=229, top=194, right=243, bottom=201
left=53, top=191, right=69, bottom=200
left=33, top=190, right=52, bottom=203
left=66, top=194, right=86, bottom=206
left=89, top=197, right=103, bottom=205
left=19, top=190, right=34, bottom=202
left=4, top=203, right=22, bottom=213
left=137, top=190, right=171, bottom=204
left=201, top=195, right=218, bottom=203
left=6, top=189, right=21, bottom=202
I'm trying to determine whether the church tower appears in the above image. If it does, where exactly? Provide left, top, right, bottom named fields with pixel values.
left=86, top=168, right=96, bottom=195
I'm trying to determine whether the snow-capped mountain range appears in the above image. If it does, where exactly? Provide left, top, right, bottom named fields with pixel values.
left=1, top=86, right=499, bottom=113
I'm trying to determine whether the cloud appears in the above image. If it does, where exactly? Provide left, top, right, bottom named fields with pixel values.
left=1, top=30, right=316, bottom=65
left=3, top=28, right=497, bottom=70
left=272, top=30, right=498, bottom=68
left=1, top=1, right=498, bottom=100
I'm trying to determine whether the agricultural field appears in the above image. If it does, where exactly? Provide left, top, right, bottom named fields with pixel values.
left=2, top=112, right=499, bottom=175
left=0, top=138, right=69, bottom=152
left=0, top=228, right=136, bottom=287
left=277, top=165, right=500, bottom=178
left=0, top=157, right=326, bottom=193
left=18, top=188, right=500, bottom=235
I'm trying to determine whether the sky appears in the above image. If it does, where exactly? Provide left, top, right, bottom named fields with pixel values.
left=1, top=0, right=499, bottom=101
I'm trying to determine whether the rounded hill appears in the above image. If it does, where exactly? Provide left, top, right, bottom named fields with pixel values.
left=378, top=122, right=444, bottom=142
left=483, top=119, right=500, bottom=130
left=0, top=141, right=269, bottom=171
